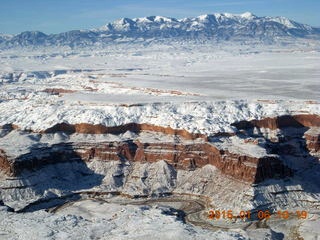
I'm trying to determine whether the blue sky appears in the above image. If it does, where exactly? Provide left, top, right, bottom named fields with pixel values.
left=0, top=0, right=319, bottom=34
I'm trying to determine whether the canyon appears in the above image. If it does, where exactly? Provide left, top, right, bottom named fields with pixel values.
left=0, top=113, right=319, bottom=214
left=0, top=41, right=319, bottom=239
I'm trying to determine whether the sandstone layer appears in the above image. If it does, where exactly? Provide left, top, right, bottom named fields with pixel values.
left=2, top=114, right=319, bottom=184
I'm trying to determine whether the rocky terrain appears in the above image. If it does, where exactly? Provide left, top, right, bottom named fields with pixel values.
left=0, top=100, right=319, bottom=239
left=0, top=109, right=319, bottom=209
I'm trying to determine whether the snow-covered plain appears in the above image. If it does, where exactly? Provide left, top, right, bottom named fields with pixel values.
left=0, top=42, right=320, bottom=239
left=0, top=43, right=320, bottom=133
left=0, top=202, right=251, bottom=240
left=1, top=42, right=320, bottom=102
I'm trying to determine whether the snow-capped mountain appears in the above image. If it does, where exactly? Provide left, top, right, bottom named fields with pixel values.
left=1, top=12, right=320, bottom=48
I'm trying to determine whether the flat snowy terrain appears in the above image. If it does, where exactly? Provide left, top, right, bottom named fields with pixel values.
left=0, top=43, right=319, bottom=132
left=1, top=42, right=320, bottom=103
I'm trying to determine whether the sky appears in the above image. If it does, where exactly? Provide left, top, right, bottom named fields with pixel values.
left=0, top=0, right=319, bottom=34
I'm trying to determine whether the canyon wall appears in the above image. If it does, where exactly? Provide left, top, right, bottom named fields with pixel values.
left=0, top=114, right=318, bottom=184
left=1, top=140, right=291, bottom=183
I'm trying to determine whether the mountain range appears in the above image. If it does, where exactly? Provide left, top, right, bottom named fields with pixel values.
left=1, top=12, right=320, bottom=48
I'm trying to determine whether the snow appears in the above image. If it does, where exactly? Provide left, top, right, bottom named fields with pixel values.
left=0, top=42, right=319, bottom=239
left=0, top=203, right=249, bottom=240
left=2, top=12, right=319, bottom=50
left=212, top=135, right=269, bottom=158
left=298, top=213, right=320, bottom=240
left=1, top=98, right=319, bottom=135
left=240, top=12, right=256, bottom=19
left=154, top=16, right=174, bottom=23
left=198, top=14, right=211, bottom=21
left=212, top=12, right=256, bottom=21
left=0, top=44, right=319, bottom=134
left=0, top=154, right=319, bottom=239
left=0, top=130, right=201, bottom=158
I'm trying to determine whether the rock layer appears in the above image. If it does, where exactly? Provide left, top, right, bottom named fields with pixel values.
left=305, top=128, right=320, bottom=154
left=1, top=140, right=291, bottom=183
left=232, top=114, right=320, bottom=130
left=44, top=122, right=207, bottom=140
left=0, top=149, right=11, bottom=175
left=1, top=114, right=319, bottom=184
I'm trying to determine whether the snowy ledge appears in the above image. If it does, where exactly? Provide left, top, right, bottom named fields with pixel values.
left=0, top=100, right=319, bottom=135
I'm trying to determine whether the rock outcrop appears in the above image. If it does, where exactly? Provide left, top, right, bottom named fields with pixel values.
left=44, top=122, right=207, bottom=140
left=1, top=140, right=290, bottom=183
left=231, top=114, right=320, bottom=130
left=0, top=114, right=318, bottom=185
left=0, top=114, right=319, bottom=213
left=0, top=149, right=11, bottom=175
left=42, top=88, right=76, bottom=95
left=305, top=128, right=320, bottom=154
